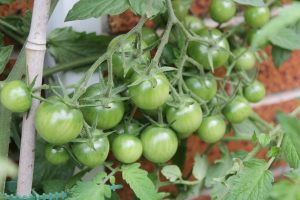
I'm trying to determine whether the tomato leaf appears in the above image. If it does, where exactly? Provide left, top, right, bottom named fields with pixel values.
left=129, top=0, right=166, bottom=17
left=232, top=119, right=263, bottom=140
left=161, top=165, right=182, bottom=182
left=47, top=27, right=112, bottom=64
left=277, top=113, right=300, bottom=168
left=0, top=0, right=14, bottom=4
left=122, top=163, right=160, bottom=200
left=269, top=28, right=300, bottom=50
left=0, top=45, right=13, bottom=74
left=65, top=0, right=130, bottom=21
left=42, top=179, right=67, bottom=193
left=234, top=0, right=265, bottom=6
left=192, top=154, right=208, bottom=182
left=257, top=134, right=271, bottom=147
left=271, top=45, right=292, bottom=68
left=223, top=159, right=273, bottom=200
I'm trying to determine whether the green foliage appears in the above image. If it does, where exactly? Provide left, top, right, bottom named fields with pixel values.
left=269, top=28, right=300, bottom=50
left=0, top=157, right=17, bottom=178
left=192, top=154, right=208, bottom=182
left=232, top=119, right=263, bottom=140
left=42, top=179, right=67, bottom=193
left=161, top=165, right=182, bottom=182
left=122, top=163, right=160, bottom=200
left=0, top=46, right=13, bottom=74
left=129, top=0, right=166, bottom=18
left=0, top=0, right=14, bottom=4
left=271, top=45, right=292, bottom=68
left=234, top=0, right=265, bottom=6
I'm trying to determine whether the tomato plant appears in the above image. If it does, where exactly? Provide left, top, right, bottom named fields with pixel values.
left=244, top=6, right=270, bottom=28
left=243, top=80, right=266, bottom=103
left=197, top=115, right=226, bottom=143
left=223, top=96, right=252, bottom=123
left=44, top=144, right=70, bottom=165
left=209, top=0, right=237, bottom=23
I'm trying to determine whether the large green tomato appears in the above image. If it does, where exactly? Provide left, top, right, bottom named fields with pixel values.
left=0, top=80, right=32, bottom=113
left=173, top=0, right=188, bottom=21
left=109, top=34, right=150, bottom=78
left=72, top=136, right=110, bottom=168
left=166, top=98, right=202, bottom=139
left=142, top=27, right=158, bottom=46
left=197, top=115, right=226, bottom=143
left=141, top=126, right=178, bottom=163
left=185, top=16, right=205, bottom=35
left=209, top=0, right=236, bottom=23
left=233, top=48, right=256, bottom=70
left=223, top=96, right=252, bottom=123
left=45, top=144, right=70, bottom=165
left=80, top=84, right=125, bottom=130
left=112, top=134, right=143, bottom=163
left=35, top=97, right=84, bottom=145
left=243, top=80, right=266, bottom=103
left=188, top=29, right=230, bottom=70
left=244, top=6, right=270, bottom=28
left=185, top=75, right=217, bottom=101
left=129, top=74, right=170, bottom=110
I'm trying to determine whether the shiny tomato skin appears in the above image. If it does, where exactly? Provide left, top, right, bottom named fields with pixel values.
left=185, top=16, right=205, bottom=35
left=45, top=144, right=70, bottom=165
left=233, top=48, right=256, bottom=70
left=223, top=96, right=252, bottom=123
left=141, top=126, right=178, bottom=163
left=35, top=97, right=84, bottom=145
left=209, top=0, right=237, bottom=23
left=166, top=98, right=202, bottom=139
left=197, top=115, right=226, bottom=143
left=129, top=74, right=170, bottom=110
left=185, top=75, right=217, bottom=101
left=72, top=136, right=110, bottom=168
left=112, top=134, right=143, bottom=163
left=243, top=80, right=266, bottom=103
left=0, top=80, right=32, bottom=113
left=188, top=29, right=230, bottom=70
left=244, top=7, right=270, bottom=28
left=80, top=84, right=125, bottom=130
left=142, top=27, right=158, bottom=46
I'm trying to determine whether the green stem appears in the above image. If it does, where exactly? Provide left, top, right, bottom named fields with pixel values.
left=243, top=145, right=261, bottom=161
left=105, top=54, right=114, bottom=97
left=0, top=25, right=25, bottom=44
left=0, top=18, right=21, bottom=33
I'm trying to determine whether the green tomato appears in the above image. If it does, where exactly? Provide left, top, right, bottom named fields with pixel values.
left=185, top=16, right=205, bottom=35
left=35, top=97, right=84, bottom=145
left=233, top=48, right=257, bottom=70
left=244, top=6, right=270, bottom=28
left=109, top=34, right=150, bottom=78
left=173, top=0, right=188, bottom=21
left=0, top=80, right=32, bottom=113
left=141, top=126, right=178, bottom=163
left=188, top=29, right=230, bottom=70
left=80, top=84, right=125, bottom=130
left=112, top=134, right=143, bottom=163
left=223, top=96, right=252, bottom=123
left=209, top=0, right=237, bottom=23
left=197, top=115, right=226, bottom=143
left=185, top=75, right=217, bottom=101
left=166, top=98, right=202, bottom=139
left=72, top=136, right=110, bottom=168
left=142, top=27, right=158, bottom=46
left=45, top=144, right=70, bottom=165
left=129, top=74, right=170, bottom=110
left=243, top=80, right=266, bottom=103
left=109, top=121, right=140, bottom=142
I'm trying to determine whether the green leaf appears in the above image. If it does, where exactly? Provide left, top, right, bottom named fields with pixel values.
left=122, top=163, right=160, bottom=200
left=257, top=134, right=271, bottom=147
left=232, top=119, right=263, bottom=140
left=161, top=165, right=182, bottom=182
left=42, top=179, right=67, bottom=193
left=0, top=0, right=14, bottom=4
left=47, top=27, right=112, bottom=64
left=224, top=159, right=274, bottom=200
left=65, top=0, right=130, bottom=21
left=269, top=28, right=300, bottom=50
left=277, top=113, right=300, bottom=168
left=0, top=45, right=13, bottom=74
left=234, top=0, right=265, bottom=6
left=251, top=3, right=300, bottom=50
left=271, top=45, right=292, bottom=68
left=192, top=154, right=208, bottom=182
left=0, top=157, right=17, bottom=178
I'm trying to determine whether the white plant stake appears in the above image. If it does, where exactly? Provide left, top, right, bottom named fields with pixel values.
left=16, top=0, right=51, bottom=196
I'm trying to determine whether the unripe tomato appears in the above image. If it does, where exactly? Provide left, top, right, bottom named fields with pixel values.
left=80, top=84, right=125, bottom=130
left=244, top=6, right=270, bottom=28
left=45, top=144, right=70, bottom=165
left=185, top=16, right=205, bottom=35
left=142, top=27, right=158, bottom=46
left=109, top=121, right=140, bottom=142
left=72, top=136, right=110, bottom=168
left=197, top=115, right=226, bottom=143
left=35, top=97, right=84, bottom=145
left=166, top=98, right=202, bottom=139
left=185, top=75, right=217, bottom=101
left=209, top=0, right=237, bottom=23
left=0, top=80, right=32, bottom=113
left=188, top=29, right=230, bottom=70
left=223, top=96, right=252, bottom=123
left=141, top=126, right=178, bottom=163
left=243, top=80, right=266, bottom=103
left=233, top=48, right=256, bottom=70
left=173, top=0, right=188, bottom=21
left=129, top=74, right=170, bottom=110
left=112, top=134, right=143, bottom=163
left=109, top=34, right=150, bottom=78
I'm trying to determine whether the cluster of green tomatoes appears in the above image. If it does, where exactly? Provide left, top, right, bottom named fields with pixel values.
left=0, top=0, right=269, bottom=167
